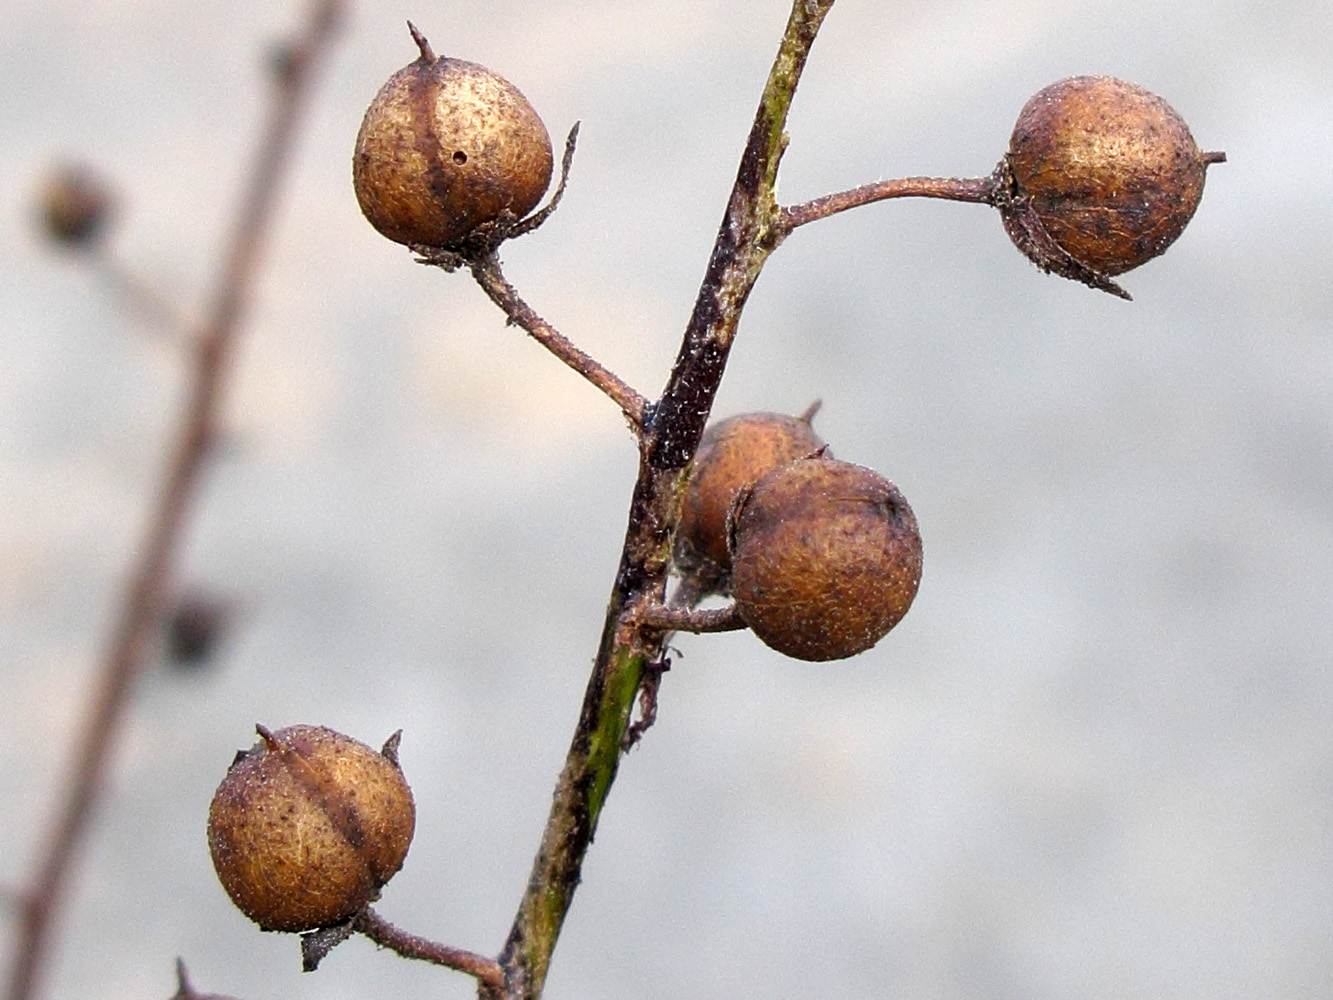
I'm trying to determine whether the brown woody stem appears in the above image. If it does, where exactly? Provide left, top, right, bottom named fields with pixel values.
left=354, top=909, right=504, bottom=989
left=468, top=253, right=649, bottom=430
left=2, top=5, right=343, bottom=1000
left=779, top=174, right=999, bottom=234
left=630, top=602, right=747, bottom=634
left=489, top=2, right=836, bottom=998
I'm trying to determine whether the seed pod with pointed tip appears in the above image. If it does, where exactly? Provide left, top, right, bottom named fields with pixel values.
left=207, top=724, right=415, bottom=932
left=353, top=25, right=553, bottom=250
left=673, top=407, right=825, bottom=592
left=729, top=456, right=922, bottom=662
left=997, top=75, right=1225, bottom=297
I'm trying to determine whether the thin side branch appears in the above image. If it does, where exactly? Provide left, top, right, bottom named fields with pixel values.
left=779, top=174, right=999, bottom=235
left=469, top=253, right=648, bottom=429
left=3, top=5, right=343, bottom=1000
left=354, top=909, right=504, bottom=990
left=89, top=251, right=194, bottom=338
left=630, top=602, right=747, bottom=634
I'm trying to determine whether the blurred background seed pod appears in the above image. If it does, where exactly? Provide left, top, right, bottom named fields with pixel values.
left=34, top=163, right=116, bottom=249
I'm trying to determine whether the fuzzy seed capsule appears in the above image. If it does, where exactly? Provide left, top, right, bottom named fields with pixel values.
left=207, top=724, right=415, bottom=932
left=998, top=75, right=1224, bottom=297
left=673, top=408, right=825, bottom=592
left=729, top=456, right=922, bottom=662
left=353, top=25, right=553, bottom=249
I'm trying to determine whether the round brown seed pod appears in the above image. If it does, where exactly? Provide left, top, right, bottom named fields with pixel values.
left=36, top=164, right=115, bottom=248
left=673, top=407, right=825, bottom=591
left=207, top=724, right=415, bottom=932
left=729, top=456, right=922, bottom=662
left=353, top=25, right=553, bottom=249
left=998, top=75, right=1224, bottom=296
left=164, top=592, right=230, bottom=669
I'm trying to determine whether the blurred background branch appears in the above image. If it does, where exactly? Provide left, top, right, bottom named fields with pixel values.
left=4, top=4, right=343, bottom=998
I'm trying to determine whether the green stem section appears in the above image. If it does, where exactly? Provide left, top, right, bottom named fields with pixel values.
left=490, top=2, right=835, bottom=998
left=493, top=632, right=647, bottom=1000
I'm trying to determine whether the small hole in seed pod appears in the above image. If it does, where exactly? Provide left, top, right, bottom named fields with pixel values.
left=351, top=28, right=553, bottom=250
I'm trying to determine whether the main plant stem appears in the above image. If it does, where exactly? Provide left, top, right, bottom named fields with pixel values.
left=488, top=2, right=835, bottom=997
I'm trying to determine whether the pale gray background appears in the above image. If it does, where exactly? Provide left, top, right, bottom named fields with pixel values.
left=2, top=1, right=1330, bottom=998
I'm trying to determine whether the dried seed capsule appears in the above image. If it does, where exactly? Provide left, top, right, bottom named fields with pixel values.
left=164, top=593, right=230, bottom=669
left=730, top=456, right=922, bottom=662
left=36, top=164, right=115, bottom=248
left=673, top=407, right=825, bottom=592
left=997, top=75, right=1225, bottom=297
left=353, top=24, right=553, bottom=249
left=207, top=724, right=415, bottom=932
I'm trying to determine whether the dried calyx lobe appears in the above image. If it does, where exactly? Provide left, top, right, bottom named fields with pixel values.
left=207, top=724, right=415, bottom=933
left=996, top=75, right=1225, bottom=299
left=352, top=24, right=553, bottom=250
